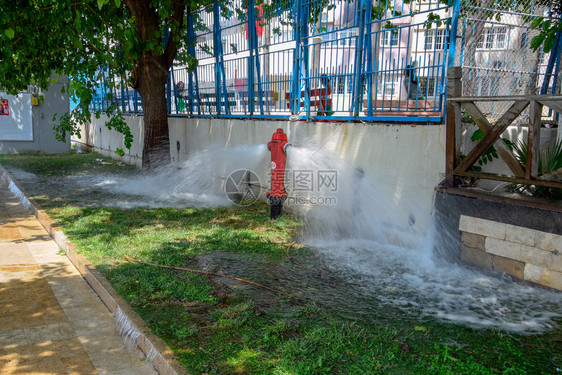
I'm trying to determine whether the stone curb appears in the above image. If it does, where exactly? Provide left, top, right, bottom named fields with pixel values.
left=0, top=165, right=188, bottom=375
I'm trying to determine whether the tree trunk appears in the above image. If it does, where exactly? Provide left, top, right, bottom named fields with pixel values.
left=136, top=56, right=171, bottom=170
left=124, top=0, right=186, bottom=170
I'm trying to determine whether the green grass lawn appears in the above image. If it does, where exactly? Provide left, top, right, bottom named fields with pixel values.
left=1, top=153, right=560, bottom=374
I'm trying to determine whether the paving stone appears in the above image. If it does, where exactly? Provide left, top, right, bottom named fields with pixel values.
left=486, top=237, right=522, bottom=261
left=535, top=232, right=562, bottom=252
left=459, top=215, right=507, bottom=239
left=63, top=302, right=112, bottom=322
left=460, top=245, right=493, bottom=270
left=524, top=263, right=544, bottom=283
left=71, top=316, right=121, bottom=337
left=504, top=224, right=537, bottom=247
left=87, top=349, right=147, bottom=374
left=0, top=181, right=158, bottom=374
left=552, top=253, right=562, bottom=273
left=0, top=223, right=22, bottom=242
left=461, top=232, right=486, bottom=250
left=492, top=255, right=525, bottom=279
left=541, top=269, right=562, bottom=291
left=23, top=322, right=76, bottom=344
left=0, top=242, right=36, bottom=265
left=0, top=330, right=27, bottom=348
left=520, top=245, right=553, bottom=268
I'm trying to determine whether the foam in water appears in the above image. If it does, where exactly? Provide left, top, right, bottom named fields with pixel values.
left=115, top=306, right=141, bottom=349
left=78, top=144, right=269, bottom=209
left=286, top=146, right=562, bottom=333
left=90, top=144, right=561, bottom=333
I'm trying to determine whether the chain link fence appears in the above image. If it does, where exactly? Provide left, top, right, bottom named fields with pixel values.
left=457, top=0, right=559, bottom=123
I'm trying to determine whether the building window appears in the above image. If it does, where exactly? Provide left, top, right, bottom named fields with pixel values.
left=477, top=28, right=508, bottom=50
left=380, top=30, right=399, bottom=47
left=424, top=29, right=446, bottom=50
left=376, top=76, right=398, bottom=97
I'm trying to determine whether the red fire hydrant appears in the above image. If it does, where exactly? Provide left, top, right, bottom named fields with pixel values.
left=267, top=128, right=289, bottom=219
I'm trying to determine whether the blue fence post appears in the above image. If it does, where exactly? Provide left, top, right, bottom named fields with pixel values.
left=248, top=0, right=256, bottom=116
left=166, top=63, right=174, bottom=114
left=442, top=0, right=461, bottom=122
left=301, top=0, right=310, bottom=120
left=133, top=90, right=138, bottom=113
left=291, top=0, right=302, bottom=116
left=120, top=82, right=126, bottom=113
left=541, top=31, right=562, bottom=95
left=352, top=0, right=368, bottom=118
left=364, top=0, right=374, bottom=117
left=447, top=0, right=460, bottom=69
left=213, top=0, right=230, bottom=115
left=551, top=33, right=562, bottom=96
left=164, top=27, right=172, bottom=114
left=254, top=5, right=264, bottom=115
left=213, top=0, right=221, bottom=115
left=186, top=11, right=201, bottom=115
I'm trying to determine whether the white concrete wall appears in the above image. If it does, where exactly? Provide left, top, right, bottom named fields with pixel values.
left=168, top=118, right=445, bottom=229
left=79, top=116, right=446, bottom=229
left=74, top=115, right=144, bottom=168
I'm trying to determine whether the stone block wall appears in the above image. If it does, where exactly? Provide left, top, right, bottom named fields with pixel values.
left=459, top=215, right=562, bottom=291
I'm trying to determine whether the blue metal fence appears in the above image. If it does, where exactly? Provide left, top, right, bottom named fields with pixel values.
left=90, top=0, right=559, bottom=123
left=173, top=0, right=454, bottom=122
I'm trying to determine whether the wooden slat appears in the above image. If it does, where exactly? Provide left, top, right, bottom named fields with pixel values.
left=526, top=100, right=542, bottom=179
left=445, top=101, right=456, bottom=186
left=537, top=99, right=562, bottom=115
left=448, top=94, right=562, bottom=102
left=445, top=67, right=463, bottom=187
left=462, top=102, right=526, bottom=177
left=454, top=170, right=562, bottom=190
left=435, top=186, right=562, bottom=213
left=455, top=100, right=529, bottom=173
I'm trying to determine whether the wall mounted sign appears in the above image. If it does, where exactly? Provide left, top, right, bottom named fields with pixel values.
left=0, top=99, right=8, bottom=115
left=0, top=93, right=33, bottom=141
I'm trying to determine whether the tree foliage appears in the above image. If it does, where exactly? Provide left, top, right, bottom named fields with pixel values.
left=529, top=0, right=562, bottom=52
left=0, top=0, right=198, bottom=165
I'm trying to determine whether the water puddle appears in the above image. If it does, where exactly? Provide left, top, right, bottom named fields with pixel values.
left=9, top=144, right=562, bottom=333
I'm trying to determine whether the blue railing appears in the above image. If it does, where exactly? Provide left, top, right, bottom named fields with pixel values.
left=90, top=0, right=559, bottom=123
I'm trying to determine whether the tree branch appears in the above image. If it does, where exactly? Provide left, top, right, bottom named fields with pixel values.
left=124, top=255, right=288, bottom=295
left=164, top=0, right=188, bottom=69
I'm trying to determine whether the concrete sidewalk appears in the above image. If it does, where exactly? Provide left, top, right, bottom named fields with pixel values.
left=0, top=181, right=157, bottom=374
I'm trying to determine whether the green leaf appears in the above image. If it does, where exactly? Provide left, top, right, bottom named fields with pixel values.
left=97, top=0, right=105, bottom=10
left=114, top=0, right=121, bottom=6
left=543, top=36, right=555, bottom=53
left=4, top=28, right=15, bottom=39
left=530, top=17, right=543, bottom=30
left=530, top=34, right=546, bottom=51
left=471, top=129, right=484, bottom=142
left=50, top=77, right=58, bottom=85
